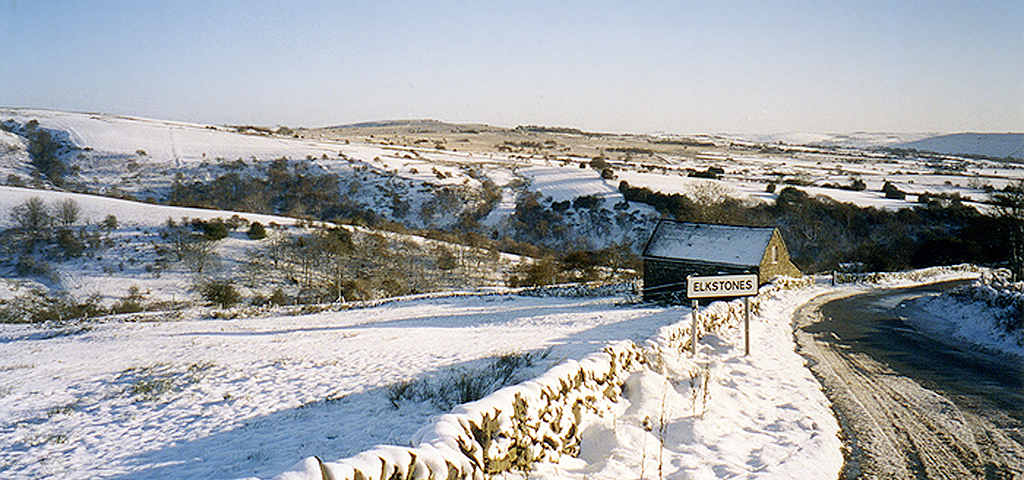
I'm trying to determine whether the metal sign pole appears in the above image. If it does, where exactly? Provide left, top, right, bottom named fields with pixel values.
left=685, top=273, right=758, bottom=358
left=744, top=296, right=750, bottom=356
left=691, top=299, right=699, bottom=356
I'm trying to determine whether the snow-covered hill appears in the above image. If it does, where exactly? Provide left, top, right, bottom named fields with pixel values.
left=895, top=133, right=1024, bottom=160
left=731, top=132, right=936, bottom=149
left=5, top=108, right=1024, bottom=244
left=0, top=108, right=656, bottom=250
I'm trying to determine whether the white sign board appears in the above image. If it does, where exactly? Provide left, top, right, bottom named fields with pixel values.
left=687, top=274, right=758, bottom=299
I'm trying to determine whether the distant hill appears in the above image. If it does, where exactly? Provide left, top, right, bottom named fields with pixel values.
left=732, top=132, right=936, bottom=149
left=320, top=119, right=503, bottom=134
left=894, top=133, right=1024, bottom=160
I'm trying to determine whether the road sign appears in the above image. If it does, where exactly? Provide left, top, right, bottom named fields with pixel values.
left=687, top=274, right=759, bottom=356
left=687, top=274, right=758, bottom=299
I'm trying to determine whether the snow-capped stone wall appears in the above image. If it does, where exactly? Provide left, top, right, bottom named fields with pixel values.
left=272, top=281, right=816, bottom=480
left=832, top=263, right=983, bottom=285
left=276, top=341, right=646, bottom=480
left=273, top=277, right=835, bottom=480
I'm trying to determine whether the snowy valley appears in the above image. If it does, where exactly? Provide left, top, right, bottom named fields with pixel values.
left=1, top=108, right=1023, bottom=479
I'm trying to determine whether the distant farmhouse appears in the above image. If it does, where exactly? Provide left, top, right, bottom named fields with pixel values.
left=641, top=220, right=801, bottom=303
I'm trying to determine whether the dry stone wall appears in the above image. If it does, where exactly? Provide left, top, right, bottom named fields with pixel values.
left=275, top=281, right=806, bottom=480
left=276, top=341, right=645, bottom=480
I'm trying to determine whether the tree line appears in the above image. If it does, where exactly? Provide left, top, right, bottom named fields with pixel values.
left=619, top=180, right=1010, bottom=274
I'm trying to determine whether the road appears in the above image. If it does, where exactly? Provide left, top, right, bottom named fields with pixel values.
left=793, top=282, right=1024, bottom=479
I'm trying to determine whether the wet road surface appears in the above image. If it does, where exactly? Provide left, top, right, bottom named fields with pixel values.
left=793, top=282, right=1024, bottom=479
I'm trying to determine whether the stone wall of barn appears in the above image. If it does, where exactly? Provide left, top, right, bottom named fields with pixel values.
left=757, top=231, right=802, bottom=282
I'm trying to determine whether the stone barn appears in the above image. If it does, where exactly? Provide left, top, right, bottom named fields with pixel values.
left=641, top=220, right=801, bottom=302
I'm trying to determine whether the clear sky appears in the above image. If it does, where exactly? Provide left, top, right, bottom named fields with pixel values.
left=2, top=0, right=1022, bottom=134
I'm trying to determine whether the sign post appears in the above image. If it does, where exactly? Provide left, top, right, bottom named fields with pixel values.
left=691, top=299, right=699, bottom=355
left=744, top=296, right=750, bottom=356
left=687, top=274, right=759, bottom=356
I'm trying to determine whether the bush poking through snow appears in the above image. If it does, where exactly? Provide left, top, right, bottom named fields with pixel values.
left=111, top=285, right=146, bottom=314
left=0, top=290, right=104, bottom=323
left=10, top=197, right=51, bottom=242
left=200, top=280, right=240, bottom=308
left=101, top=214, right=118, bottom=231
left=386, top=350, right=549, bottom=409
left=247, top=221, right=267, bottom=240
left=119, top=362, right=214, bottom=402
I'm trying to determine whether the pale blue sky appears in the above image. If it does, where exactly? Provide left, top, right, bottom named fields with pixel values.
left=2, top=1, right=1022, bottom=134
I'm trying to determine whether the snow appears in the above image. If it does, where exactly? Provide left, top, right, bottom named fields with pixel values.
left=520, top=165, right=617, bottom=203
left=903, top=282, right=1024, bottom=361
left=2, top=106, right=1021, bottom=479
left=3, top=107, right=1020, bottom=242
left=0, top=294, right=671, bottom=479
left=642, top=220, right=774, bottom=267
left=0, top=186, right=298, bottom=229
left=501, top=283, right=844, bottom=480
left=0, top=243, right=1009, bottom=480
left=732, top=132, right=937, bottom=149
left=0, top=108, right=342, bottom=166
left=1, top=276, right=849, bottom=480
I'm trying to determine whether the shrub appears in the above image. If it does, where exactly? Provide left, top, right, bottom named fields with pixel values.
left=882, top=181, right=906, bottom=199
left=246, top=221, right=267, bottom=240
left=386, top=351, right=547, bottom=409
left=507, top=258, right=561, bottom=287
left=15, top=255, right=51, bottom=277
left=102, top=215, right=119, bottom=230
left=11, top=197, right=52, bottom=239
left=55, top=228, right=84, bottom=257
left=54, top=199, right=81, bottom=227
left=112, top=285, right=145, bottom=314
left=24, top=122, right=67, bottom=185
left=225, top=214, right=248, bottom=229
left=436, top=246, right=458, bottom=270
left=200, top=280, right=240, bottom=308
left=268, top=287, right=289, bottom=305
left=572, top=194, right=604, bottom=210
left=6, top=174, right=25, bottom=187
left=200, top=220, right=230, bottom=241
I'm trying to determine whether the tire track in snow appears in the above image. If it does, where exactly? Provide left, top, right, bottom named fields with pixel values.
left=793, top=288, right=1024, bottom=479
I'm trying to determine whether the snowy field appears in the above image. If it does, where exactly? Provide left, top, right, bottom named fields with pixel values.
left=2, top=271, right=997, bottom=480
left=1, top=283, right=854, bottom=480
left=1, top=108, right=1020, bottom=479
left=0, top=186, right=298, bottom=230
left=0, top=185, right=303, bottom=304
left=2, top=293, right=669, bottom=479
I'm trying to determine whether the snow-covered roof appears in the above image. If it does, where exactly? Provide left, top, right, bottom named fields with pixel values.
left=642, top=220, right=776, bottom=267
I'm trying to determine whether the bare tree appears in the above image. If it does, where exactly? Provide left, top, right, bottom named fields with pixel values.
left=688, top=180, right=736, bottom=223
left=241, top=247, right=269, bottom=288
left=166, top=222, right=218, bottom=273
left=10, top=197, right=52, bottom=240
left=54, top=198, right=81, bottom=227
left=182, top=239, right=218, bottom=274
